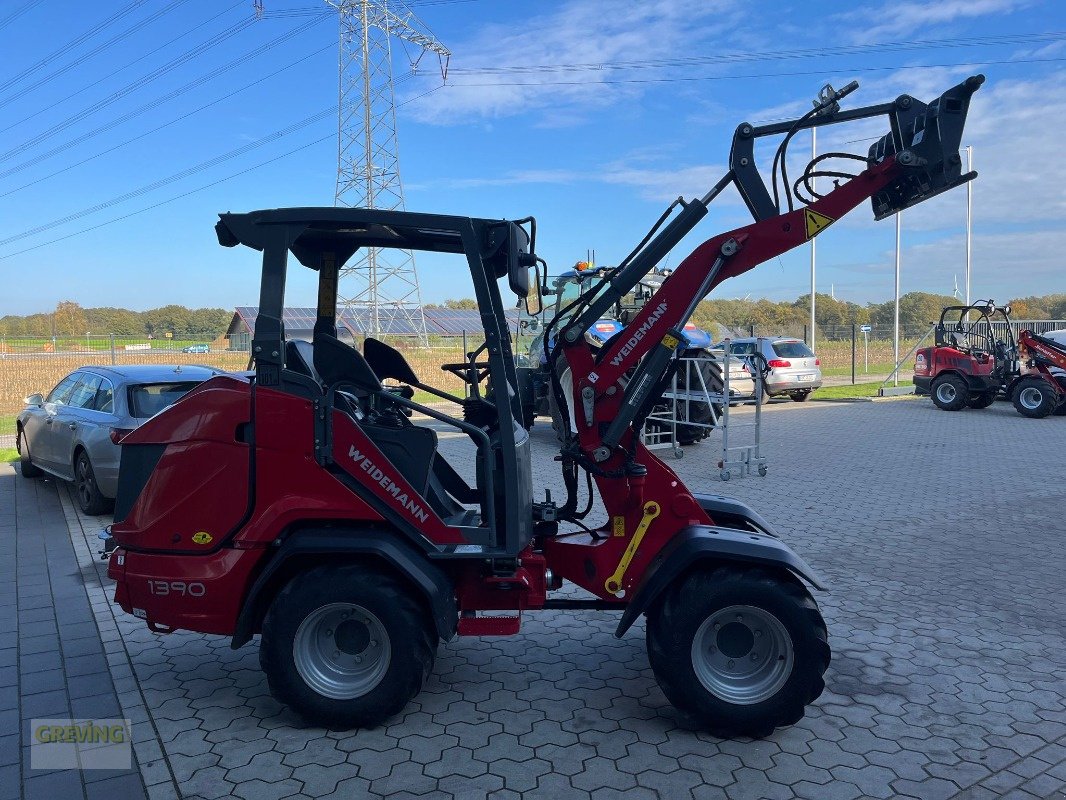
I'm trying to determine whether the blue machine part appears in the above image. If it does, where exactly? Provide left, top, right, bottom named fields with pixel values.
left=680, top=322, right=712, bottom=349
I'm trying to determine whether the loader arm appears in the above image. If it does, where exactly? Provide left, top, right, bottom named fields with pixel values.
left=1019, top=330, right=1066, bottom=372
left=553, top=75, right=985, bottom=465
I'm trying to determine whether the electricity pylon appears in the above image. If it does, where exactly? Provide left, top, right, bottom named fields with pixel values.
left=328, top=0, right=449, bottom=342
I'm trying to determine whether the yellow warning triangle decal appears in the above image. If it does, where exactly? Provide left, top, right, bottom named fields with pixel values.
left=805, top=208, right=834, bottom=239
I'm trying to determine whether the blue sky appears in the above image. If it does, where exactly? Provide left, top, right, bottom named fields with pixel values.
left=0, top=0, right=1063, bottom=316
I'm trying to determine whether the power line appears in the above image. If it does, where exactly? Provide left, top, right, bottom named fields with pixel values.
left=0, top=45, right=334, bottom=200
left=0, top=82, right=448, bottom=259
left=0, top=0, right=44, bottom=34
left=0, top=0, right=195, bottom=111
left=0, top=107, right=336, bottom=248
left=450, top=31, right=1066, bottom=76
left=0, top=16, right=328, bottom=173
left=0, top=134, right=335, bottom=262
left=0, top=14, right=261, bottom=164
left=267, top=0, right=482, bottom=17
left=0, top=0, right=248, bottom=137
left=443, top=55, right=1066, bottom=89
left=1, top=0, right=148, bottom=90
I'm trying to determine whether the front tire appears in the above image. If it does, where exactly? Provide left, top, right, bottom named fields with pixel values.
left=647, top=565, right=829, bottom=738
left=16, top=428, right=42, bottom=478
left=74, top=451, right=111, bottom=515
left=931, top=374, right=968, bottom=411
left=260, top=564, right=436, bottom=729
left=1012, top=376, right=1059, bottom=419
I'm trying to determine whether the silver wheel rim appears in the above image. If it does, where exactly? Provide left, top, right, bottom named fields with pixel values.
left=691, top=604, right=794, bottom=705
left=936, top=382, right=957, bottom=404
left=1019, top=386, right=1044, bottom=410
left=293, top=603, right=391, bottom=700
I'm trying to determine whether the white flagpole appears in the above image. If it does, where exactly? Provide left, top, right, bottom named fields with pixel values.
left=810, top=127, right=816, bottom=351
left=965, top=145, right=973, bottom=306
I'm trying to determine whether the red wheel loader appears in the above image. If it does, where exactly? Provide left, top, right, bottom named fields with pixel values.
left=1010, top=330, right=1066, bottom=418
left=913, top=301, right=1019, bottom=410
left=105, top=75, right=984, bottom=736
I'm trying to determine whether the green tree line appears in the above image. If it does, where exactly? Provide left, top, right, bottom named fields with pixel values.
left=688, top=291, right=1066, bottom=333
left=3, top=293, right=1063, bottom=340
left=0, top=302, right=232, bottom=338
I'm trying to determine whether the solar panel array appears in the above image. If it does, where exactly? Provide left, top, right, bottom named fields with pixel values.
left=232, top=306, right=521, bottom=337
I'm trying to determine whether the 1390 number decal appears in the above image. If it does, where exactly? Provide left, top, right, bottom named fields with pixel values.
left=146, top=580, right=206, bottom=597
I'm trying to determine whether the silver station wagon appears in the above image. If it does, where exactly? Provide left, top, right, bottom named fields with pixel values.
left=15, top=364, right=223, bottom=515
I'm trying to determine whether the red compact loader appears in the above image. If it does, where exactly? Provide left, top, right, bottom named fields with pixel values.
left=105, top=76, right=983, bottom=736
left=913, top=301, right=1019, bottom=410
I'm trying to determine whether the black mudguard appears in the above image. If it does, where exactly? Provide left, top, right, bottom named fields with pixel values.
left=615, top=525, right=827, bottom=638
left=231, top=528, right=457, bottom=648
left=693, top=493, right=776, bottom=535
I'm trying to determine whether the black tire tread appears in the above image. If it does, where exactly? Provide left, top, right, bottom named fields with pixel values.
left=260, top=563, right=436, bottom=729
left=931, top=374, right=969, bottom=411
left=16, top=427, right=43, bottom=478
left=75, top=451, right=112, bottom=515
left=647, top=564, right=829, bottom=738
left=1011, top=376, right=1059, bottom=419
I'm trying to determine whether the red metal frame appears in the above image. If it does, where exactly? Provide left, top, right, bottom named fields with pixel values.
left=1018, top=330, right=1066, bottom=394
left=107, top=156, right=913, bottom=636
left=544, top=158, right=904, bottom=600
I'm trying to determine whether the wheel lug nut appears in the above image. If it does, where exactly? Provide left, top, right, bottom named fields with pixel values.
left=370, top=640, right=378, bottom=647
left=333, top=650, right=340, bottom=658
left=355, top=656, right=362, bottom=663
left=751, top=653, right=759, bottom=661
left=755, top=630, right=762, bottom=638
left=728, top=659, right=735, bottom=669
left=326, top=629, right=333, bottom=637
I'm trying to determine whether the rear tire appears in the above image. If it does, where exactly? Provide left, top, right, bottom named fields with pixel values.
left=966, top=391, right=997, bottom=409
left=789, top=391, right=812, bottom=403
left=260, top=563, right=436, bottom=729
left=16, top=428, right=42, bottom=478
left=1011, top=376, right=1059, bottom=419
left=74, top=451, right=112, bottom=515
left=646, top=565, right=829, bottom=738
left=931, top=374, right=968, bottom=411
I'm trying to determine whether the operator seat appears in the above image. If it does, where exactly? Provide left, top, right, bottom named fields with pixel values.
left=313, top=333, right=448, bottom=519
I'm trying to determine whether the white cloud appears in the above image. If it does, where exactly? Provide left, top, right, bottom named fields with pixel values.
left=405, top=0, right=741, bottom=125
left=830, top=227, right=1066, bottom=301
left=408, top=160, right=731, bottom=203
left=836, top=0, right=1030, bottom=45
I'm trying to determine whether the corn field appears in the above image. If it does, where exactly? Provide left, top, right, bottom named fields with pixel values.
left=0, top=335, right=481, bottom=416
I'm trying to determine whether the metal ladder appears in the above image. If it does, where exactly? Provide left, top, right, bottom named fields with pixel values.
left=641, top=343, right=768, bottom=480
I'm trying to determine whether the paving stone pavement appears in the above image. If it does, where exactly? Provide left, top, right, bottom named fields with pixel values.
left=4, top=397, right=1066, bottom=799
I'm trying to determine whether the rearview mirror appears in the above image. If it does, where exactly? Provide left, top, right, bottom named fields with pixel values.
left=524, top=261, right=542, bottom=316
left=24, top=393, right=43, bottom=406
